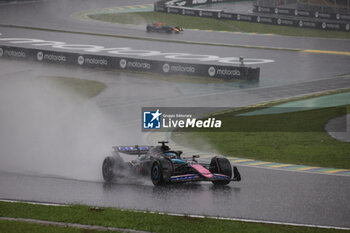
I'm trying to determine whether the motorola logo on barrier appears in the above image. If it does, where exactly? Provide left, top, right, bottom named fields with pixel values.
left=80, top=56, right=108, bottom=65
left=2, top=50, right=26, bottom=58
left=120, top=59, right=127, bottom=69
left=37, top=51, right=43, bottom=61
left=128, top=61, right=151, bottom=69
left=217, top=69, right=240, bottom=76
left=162, top=64, right=195, bottom=73
left=171, top=65, right=195, bottom=73
left=120, top=59, right=150, bottom=69
left=163, top=63, right=170, bottom=73
left=78, top=56, right=85, bottom=65
left=208, top=66, right=216, bottom=76
left=208, top=66, right=240, bottom=76
left=36, top=52, right=66, bottom=62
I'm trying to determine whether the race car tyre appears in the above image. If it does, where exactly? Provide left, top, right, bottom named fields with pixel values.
left=210, top=157, right=232, bottom=185
left=159, top=157, right=174, bottom=183
left=102, top=156, right=115, bottom=182
left=102, top=154, right=125, bottom=182
left=146, top=25, right=152, bottom=32
left=151, top=160, right=164, bottom=185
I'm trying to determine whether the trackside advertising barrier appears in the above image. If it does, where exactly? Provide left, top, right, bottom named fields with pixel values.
left=0, top=46, right=260, bottom=81
left=253, top=5, right=350, bottom=22
left=163, top=0, right=236, bottom=7
left=154, top=0, right=350, bottom=31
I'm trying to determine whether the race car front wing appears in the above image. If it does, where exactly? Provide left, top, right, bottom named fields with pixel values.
left=169, top=167, right=241, bottom=183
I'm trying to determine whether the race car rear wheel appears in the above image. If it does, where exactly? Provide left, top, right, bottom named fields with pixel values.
left=151, top=160, right=164, bottom=185
left=102, top=156, right=115, bottom=182
left=210, top=157, right=232, bottom=185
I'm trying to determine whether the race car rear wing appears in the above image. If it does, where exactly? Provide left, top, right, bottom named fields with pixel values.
left=113, top=146, right=152, bottom=155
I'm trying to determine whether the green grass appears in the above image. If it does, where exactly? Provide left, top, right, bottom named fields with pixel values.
left=0, top=201, right=348, bottom=233
left=172, top=105, right=350, bottom=169
left=42, top=76, right=106, bottom=99
left=0, top=220, right=108, bottom=233
left=88, top=12, right=350, bottom=39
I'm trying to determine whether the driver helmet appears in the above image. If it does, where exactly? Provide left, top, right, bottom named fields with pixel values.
left=164, top=152, right=177, bottom=159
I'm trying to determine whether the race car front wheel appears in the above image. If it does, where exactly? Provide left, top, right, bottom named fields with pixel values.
left=210, top=157, right=232, bottom=185
left=102, top=157, right=115, bottom=182
left=151, top=161, right=164, bottom=186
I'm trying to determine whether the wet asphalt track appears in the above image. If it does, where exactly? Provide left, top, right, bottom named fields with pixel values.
left=0, top=0, right=350, bottom=229
left=1, top=167, right=350, bottom=228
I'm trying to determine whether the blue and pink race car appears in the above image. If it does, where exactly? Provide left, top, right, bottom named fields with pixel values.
left=102, top=141, right=241, bottom=186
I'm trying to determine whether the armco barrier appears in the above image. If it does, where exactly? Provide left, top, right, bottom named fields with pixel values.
left=154, top=0, right=350, bottom=31
left=253, top=5, right=350, bottom=22
left=0, top=46, right=260, bottom=81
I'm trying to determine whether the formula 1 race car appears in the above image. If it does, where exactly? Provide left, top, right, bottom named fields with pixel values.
left=146, top=22, right=183, bottom=34
left=102, top=141, right=241, bottom=186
